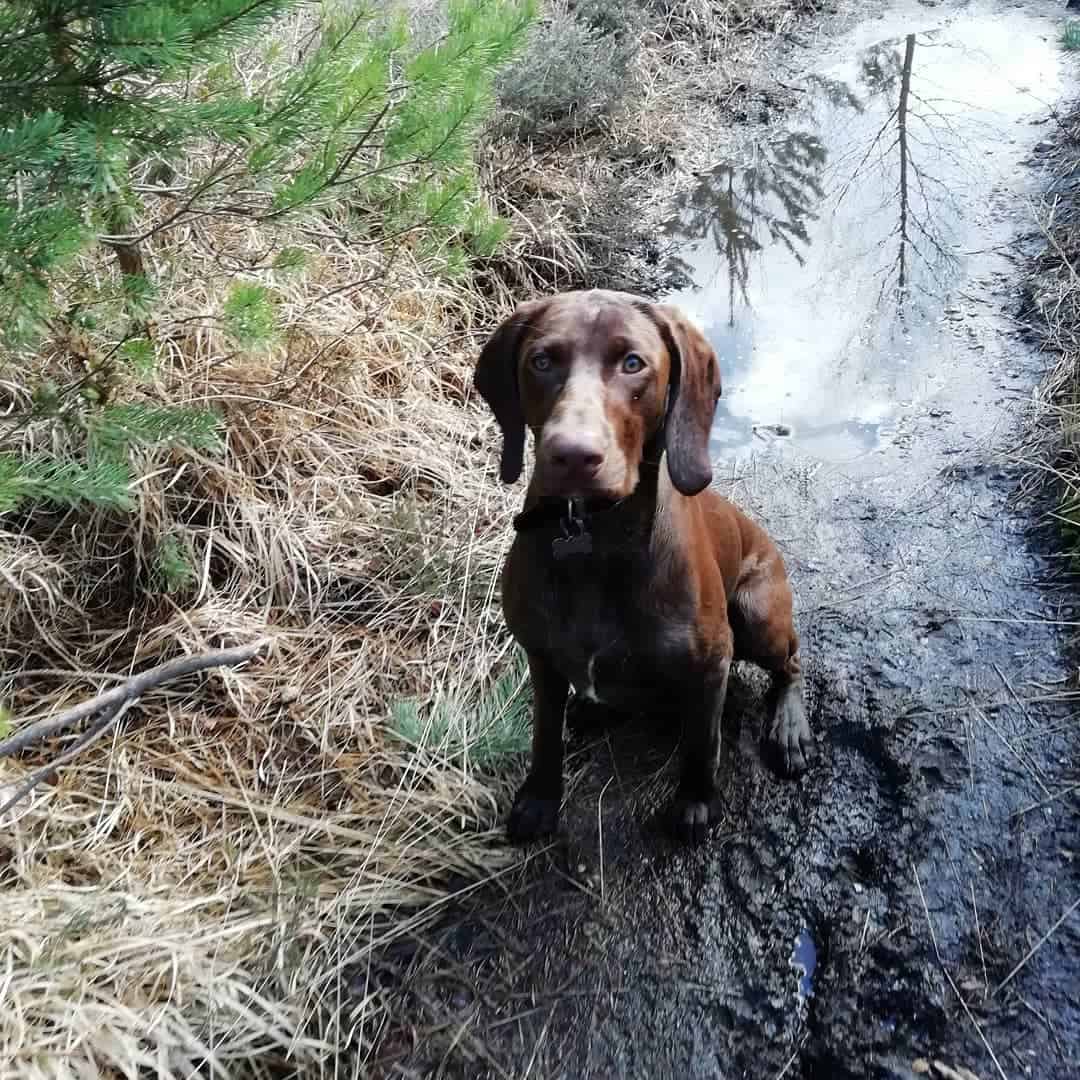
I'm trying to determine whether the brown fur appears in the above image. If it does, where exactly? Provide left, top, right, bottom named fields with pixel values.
left=474, top=289, right=813, bottom=843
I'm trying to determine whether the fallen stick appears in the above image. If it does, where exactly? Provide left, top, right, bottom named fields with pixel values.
left=1, top=640, right=270, bottom=757
left=0, top=699, right=133, bottom=817
left=0, top=639, right=270, bottom=814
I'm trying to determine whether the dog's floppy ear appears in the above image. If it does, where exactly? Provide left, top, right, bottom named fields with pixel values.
left=474, top=298, right=549, bottom=484
left=637, top=302, right=721, bottom=496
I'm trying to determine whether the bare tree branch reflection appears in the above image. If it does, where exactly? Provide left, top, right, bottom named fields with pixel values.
left=663, top=29, right=961, bottom=333
left=839, top=33, right=960, bottom=314
left=897, top=33, right=914, bottom=297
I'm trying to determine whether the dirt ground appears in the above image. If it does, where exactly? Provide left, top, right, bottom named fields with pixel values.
left=368, top=2, right=1080, bottom=1076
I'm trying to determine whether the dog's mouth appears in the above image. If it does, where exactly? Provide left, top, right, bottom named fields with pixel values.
left=534, top=451, right=637, bottom=502
left=535, top=476, right=630, bottom=502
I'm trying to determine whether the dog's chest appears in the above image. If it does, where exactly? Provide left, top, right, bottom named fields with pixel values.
left=556, top=597, right=631, bottom=704
left=506, top=544, right=695, bottom=707
left=562, top=605, right=690, bottom=708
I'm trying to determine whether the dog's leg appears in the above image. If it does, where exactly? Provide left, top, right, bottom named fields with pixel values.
left=672, top=655, right=731, bottom=844
left=732, top=568, right=813, bottom=777
left=763, top=651, right=812, bottom=778
left=507, top=650, right=569, bottom=843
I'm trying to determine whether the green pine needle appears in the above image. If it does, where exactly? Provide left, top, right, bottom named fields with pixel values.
left=0, top=0, right=535, bottom=522
left=222, top=282, right=278, bottom=347
left=154, top=533, right=197, bottom=594
left=0, top=453, right=135, bottom=512
left=88, top=404, right=223, bottom=459
left=389, top=654, right=532, bottom=767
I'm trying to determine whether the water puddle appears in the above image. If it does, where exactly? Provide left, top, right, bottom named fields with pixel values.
left=662, top=5, right=1064, bottom=464
left=789, top=926, right=817, bottom=1004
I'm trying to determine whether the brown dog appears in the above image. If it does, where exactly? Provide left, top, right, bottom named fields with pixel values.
left=474, top=289, right=812, bottom=843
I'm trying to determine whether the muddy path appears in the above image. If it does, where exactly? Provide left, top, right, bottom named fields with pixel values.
left=373, top=2, right=1080, bottom=1077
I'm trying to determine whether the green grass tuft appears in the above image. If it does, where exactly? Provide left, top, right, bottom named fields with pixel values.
left=390, top=653, right=532, bottom=767
left=153, top=533, right=197, bottom=594
left=1062, top=21, right=1080, bottom=51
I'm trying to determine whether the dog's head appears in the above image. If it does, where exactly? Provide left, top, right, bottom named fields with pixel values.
left=474, top=290, right=721, bottom=500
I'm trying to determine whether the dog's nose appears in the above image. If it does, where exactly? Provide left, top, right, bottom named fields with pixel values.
left=546, top=433, right=604, bottom=478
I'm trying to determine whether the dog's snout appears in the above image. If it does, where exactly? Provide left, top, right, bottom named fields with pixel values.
left=548, top=432, right=604, bottom=475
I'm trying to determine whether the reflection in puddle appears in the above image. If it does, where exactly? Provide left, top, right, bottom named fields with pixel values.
left=663, top=10, right=1062, bottom=462
left=790, top=926, right=817, bottom=1004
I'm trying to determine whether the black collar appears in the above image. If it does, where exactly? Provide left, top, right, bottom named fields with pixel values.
left=512, top=496, right=624, bottom=534
left=512, top=430, right=666, bottom=537
left=513, top=496, right=630, bottom=560
left=511, top=443, right=663, bottom=560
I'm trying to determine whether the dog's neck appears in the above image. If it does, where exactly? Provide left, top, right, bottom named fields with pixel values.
left=515, top=458, right=665, bottom=559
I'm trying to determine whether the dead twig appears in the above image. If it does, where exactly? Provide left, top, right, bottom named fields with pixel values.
left=0, top=640, right=271, bottom=759
left=992, top=662, right=1032, bottom=726
left=774, top=1035, right=808, bottom=1079
left=0, top=699, right=134, bottom=817
left=1011, top=781, right=1080, bottom=819
left=0, top=641, right=270, bottom=816
left=970, top=882, right=988, bottom=1000
left=973, top=707, right=1052, bottom=799
left=993, top=896, right=1080, bottom=998
left=598, top=774, right=614, bottom=904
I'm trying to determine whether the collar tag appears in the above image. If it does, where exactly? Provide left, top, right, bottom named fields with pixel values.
left=552, top=498, right=593, bottom=560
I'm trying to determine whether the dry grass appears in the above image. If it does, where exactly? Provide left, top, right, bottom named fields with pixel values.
left=1, top=215, right=527, bottom=1077
left=480, top=0, right=806, bottom=293
left=0, top=0, right=809, bottom=1076
left=1020, top=106, right=1080, bottom=546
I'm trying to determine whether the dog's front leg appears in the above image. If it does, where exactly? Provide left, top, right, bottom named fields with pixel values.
left=507, top=650, right=568, bottom=843
left=762, top=652, right=813, bottom=779
left=672, top=655, right=731, bottom=844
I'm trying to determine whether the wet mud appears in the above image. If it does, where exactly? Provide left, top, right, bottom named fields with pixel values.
left=373, top=2, right=1080, bottom=1077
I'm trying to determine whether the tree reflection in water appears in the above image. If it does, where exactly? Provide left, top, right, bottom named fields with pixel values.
left=838, top=33, right=961, bottom=314
left=664, top=30, right=958, bottom=325
left=666, top=131, right=827, bottom=327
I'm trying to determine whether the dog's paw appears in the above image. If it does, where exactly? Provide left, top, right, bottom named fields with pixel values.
left=507, top=788, right=560, bottom=844
left=670, top=794, right=723, bottom=845
left=762, top=692, right=813, bottom=778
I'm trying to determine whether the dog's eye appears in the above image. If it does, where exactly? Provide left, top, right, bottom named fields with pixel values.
left=531, top=352, right=552, bottom=372
left=622, top=353, right=646, bottom=374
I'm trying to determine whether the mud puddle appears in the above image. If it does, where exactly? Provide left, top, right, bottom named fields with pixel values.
left=371, top=3, right=1080, bottom=1078
left=665, top=1, right=1064, bottom=466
